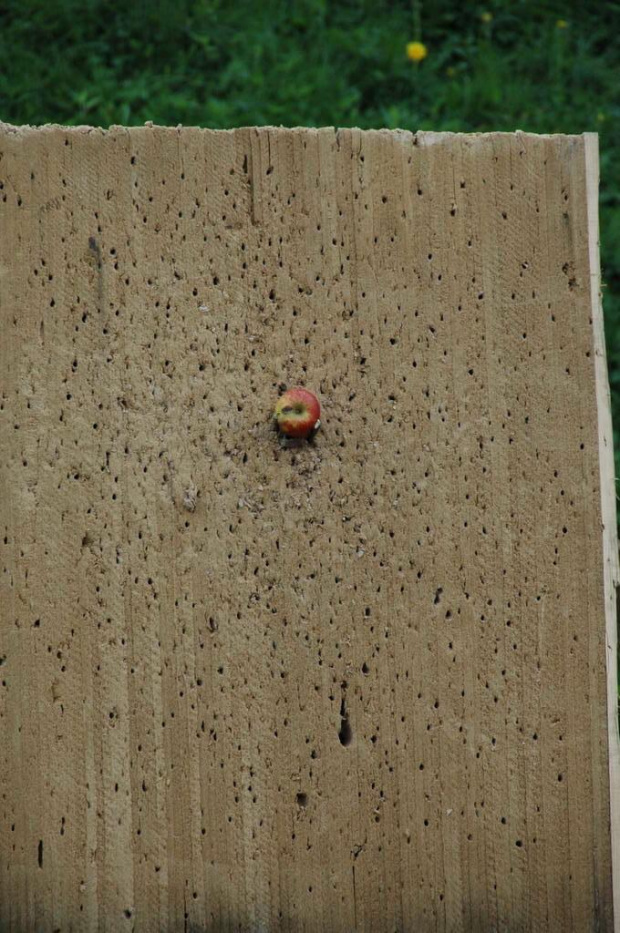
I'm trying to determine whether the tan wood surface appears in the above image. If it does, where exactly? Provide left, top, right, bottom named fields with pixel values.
left=0, top=125, right=617, bottom=931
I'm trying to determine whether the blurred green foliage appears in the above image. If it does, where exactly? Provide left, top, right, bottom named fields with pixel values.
left=1, top=0, right=619, bottom=475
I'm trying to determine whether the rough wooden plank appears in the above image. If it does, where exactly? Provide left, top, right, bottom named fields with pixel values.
left=0, top=125, right=616, bottom=931
left=585, top=131, right=620, bottom=932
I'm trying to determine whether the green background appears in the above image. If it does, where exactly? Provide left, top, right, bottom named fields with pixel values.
left=1, top=0, right=619, bottom=479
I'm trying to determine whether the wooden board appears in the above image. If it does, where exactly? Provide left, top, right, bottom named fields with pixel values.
left=0, top=125, right=617, bottom=931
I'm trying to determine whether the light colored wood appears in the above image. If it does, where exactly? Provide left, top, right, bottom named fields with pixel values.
left=584, top=131, right=620, bottom=933
left=0, top=125, right=616, bottom=931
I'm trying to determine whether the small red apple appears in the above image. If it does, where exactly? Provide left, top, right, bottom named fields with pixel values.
left=274, top=387, right=321, bottom=440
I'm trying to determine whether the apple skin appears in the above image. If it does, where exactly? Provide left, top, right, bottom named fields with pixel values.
left=274, top=387, right=321, bottom=439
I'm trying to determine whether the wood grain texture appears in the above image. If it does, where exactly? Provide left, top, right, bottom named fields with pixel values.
left=585, top=132, right=620, bottom=931
left=0, top=125, right=616, bottom=932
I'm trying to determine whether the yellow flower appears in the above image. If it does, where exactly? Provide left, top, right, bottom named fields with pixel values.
left=556, top=19, right=568, bottom=28
left=406, top=41, right=428, bottom=62
left=481, top=11, right=493, bottom=23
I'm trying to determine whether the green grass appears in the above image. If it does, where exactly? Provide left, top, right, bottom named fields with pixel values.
left=1, top=0, right=619, bottom=477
